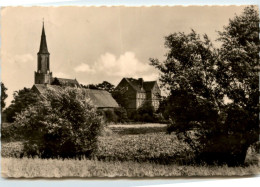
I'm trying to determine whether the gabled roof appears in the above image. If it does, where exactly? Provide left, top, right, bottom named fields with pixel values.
left=32, top=84, right=118, bottom=108
left=52, top=77, right=80, bottom=87
left=119, top=78, right=157, bottom=92
left=143, top=81, right=156, bottom=91
left=82, top=89, right=119, bottom=108
left=124, top=78, right=145, bottom=92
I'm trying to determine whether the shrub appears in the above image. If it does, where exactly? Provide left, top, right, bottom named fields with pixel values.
left=103, top=109, right=117, bottom=123
left=114, top=107, right=128, bottom=123
left=1, top=123, right=23, bottom=142
left=130, top=101, right=156, bottom=122
left=14, top=87, right=102, bottom=158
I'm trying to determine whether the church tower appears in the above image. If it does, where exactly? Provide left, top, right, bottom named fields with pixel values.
left=35, top=22, right=52, bottom=84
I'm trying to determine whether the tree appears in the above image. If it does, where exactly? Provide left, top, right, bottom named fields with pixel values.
left=96, top=81, right=115, bottom=93
left=81, top=81, right=115, bottom=93
left=4, top=88, right=39, bottom=122
left=14, top=87, right=102, bottom=158
left=216, top=6, right=259, bottom=162
left=1, top=82, right=8, bottom=111
left=150, top=6, right=259, bottom=166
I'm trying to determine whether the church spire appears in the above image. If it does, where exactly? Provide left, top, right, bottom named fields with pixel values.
left=38, top=20, right=49, bottom=54
left=35, top=20, right=52, bottom=85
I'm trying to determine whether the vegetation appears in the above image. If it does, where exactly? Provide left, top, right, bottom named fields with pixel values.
left=2, top=157, right=259, bottom=178
left=3, top=87, right=39, bottom=122
left=81, top=81, right=115, bottom=93
left=1, top=82, right=8, bottom=111
left=150, top=6, right=259, bottom=166
left=13, top=87, right=102, bottom=158
left=108, top=123, right=167, bottom=135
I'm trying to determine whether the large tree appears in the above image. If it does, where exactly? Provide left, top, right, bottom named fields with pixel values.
left=1, top=82, right=8, bottom=111
left=150, top=6, right=259, bottom=166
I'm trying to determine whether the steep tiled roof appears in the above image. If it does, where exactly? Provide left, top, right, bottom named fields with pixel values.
left=52, top=77, right=80, bottom=87
left=38, top=23, right=49, bottom=54
left=32, top=84, right=118, bottom=108
left=124, top=78, right=145, bottom=92
left=83, top=89, right=119, bottom=108
left=123, top=78, right=156, bottom=92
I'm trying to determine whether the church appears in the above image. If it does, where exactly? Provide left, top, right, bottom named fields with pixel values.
left=32, top=22, right=119, bottom=109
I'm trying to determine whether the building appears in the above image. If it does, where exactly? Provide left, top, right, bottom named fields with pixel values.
left=114, top=78, right=161, bottom=111
left=32, top=22, right=119, bottom=109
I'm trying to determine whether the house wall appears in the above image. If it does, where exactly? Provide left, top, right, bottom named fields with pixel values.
left=150, top=83, right=161, bottom=110
left=115, top=78, right=161, bottom=111
left=136, top=92, right=146, bottom=109
left=115, top=79, right=138, bottom=110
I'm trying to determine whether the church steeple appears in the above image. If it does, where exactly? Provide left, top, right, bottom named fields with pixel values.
left=35, top=21, right=52, bottom=84
left=38, top=21, right=49, bottom=54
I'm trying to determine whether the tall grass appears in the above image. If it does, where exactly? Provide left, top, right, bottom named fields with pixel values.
left=2, top=157, right=259, bottom=178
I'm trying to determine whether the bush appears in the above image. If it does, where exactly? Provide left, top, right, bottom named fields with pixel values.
left=114, top=107, right=128, bottom=123
left=104, top=109, right=117, bottom=123
left=130, top=101, right=157, bottom=122
left=14, top=87, right=102, bottom=158
left=1, top=123, right=23, bottom=142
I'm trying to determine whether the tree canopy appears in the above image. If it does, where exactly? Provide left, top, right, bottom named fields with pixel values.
left=1, top=82, right=8, bottom=111
left=3, top=87, right=39, bottom=122
left=150, top=6, right=259, bottom=166
left=81, top=81, right=115, bottom=93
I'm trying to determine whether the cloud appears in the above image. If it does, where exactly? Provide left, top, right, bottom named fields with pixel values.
left=54, top=72, right=70, bottom=78
left=74, top=51, right=153, bottom=78
left=74, top=63, right=94, bottom=73
left=2, top=53, right=34, bottom=65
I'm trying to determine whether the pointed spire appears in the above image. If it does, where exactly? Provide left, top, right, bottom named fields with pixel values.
left=38, top=20, right=49, bottom=54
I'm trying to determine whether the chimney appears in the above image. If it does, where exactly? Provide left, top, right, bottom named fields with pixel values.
left=138, top=78, right=144, bottom=89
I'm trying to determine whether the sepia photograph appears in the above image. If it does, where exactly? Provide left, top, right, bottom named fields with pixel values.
left=0, top=5, right=259, bottom=178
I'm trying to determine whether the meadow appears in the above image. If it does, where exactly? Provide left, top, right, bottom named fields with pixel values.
left=1, top=123, right=260, bottom=178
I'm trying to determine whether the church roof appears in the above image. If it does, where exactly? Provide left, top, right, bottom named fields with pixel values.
left=82, top=89, right=119, bottom=108
left=32, top=84, right=119, bottom=108
left=51, top=77, right=80, bottom=87
left=38, top=23, right=49, bottom=54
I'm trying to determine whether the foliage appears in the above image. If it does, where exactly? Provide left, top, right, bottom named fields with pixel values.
left=81, top=81, right=115, bottom=93
left=1, top=141, right=24, bottom=158
left=3, top=88, right=39, bottom=123
left=14, top=87, right=102, bottom=158
left=129, top=101, right=157, bottom=122
left=97, top=132, right=193, bottom=164
left=113, top=107, right=128, bottom=123
left=1, top=82, right=8, bottom=111
left=96, top=81, right=115, bottom=93
left=150, top=6, right=259, bottom=166
left=1, top=123, right=23, bottom=142
left=103, top=109, right=117, bottom=123
left=108, top=123, right=167, bottom=135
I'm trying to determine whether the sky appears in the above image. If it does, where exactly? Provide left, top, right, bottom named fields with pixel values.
left=1, top=6, right=246, bottom=106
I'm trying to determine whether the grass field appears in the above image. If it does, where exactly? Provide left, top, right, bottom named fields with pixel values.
left=2, top=157, right=259, bottom=178
left=1, top=123, right=260, bottom=178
